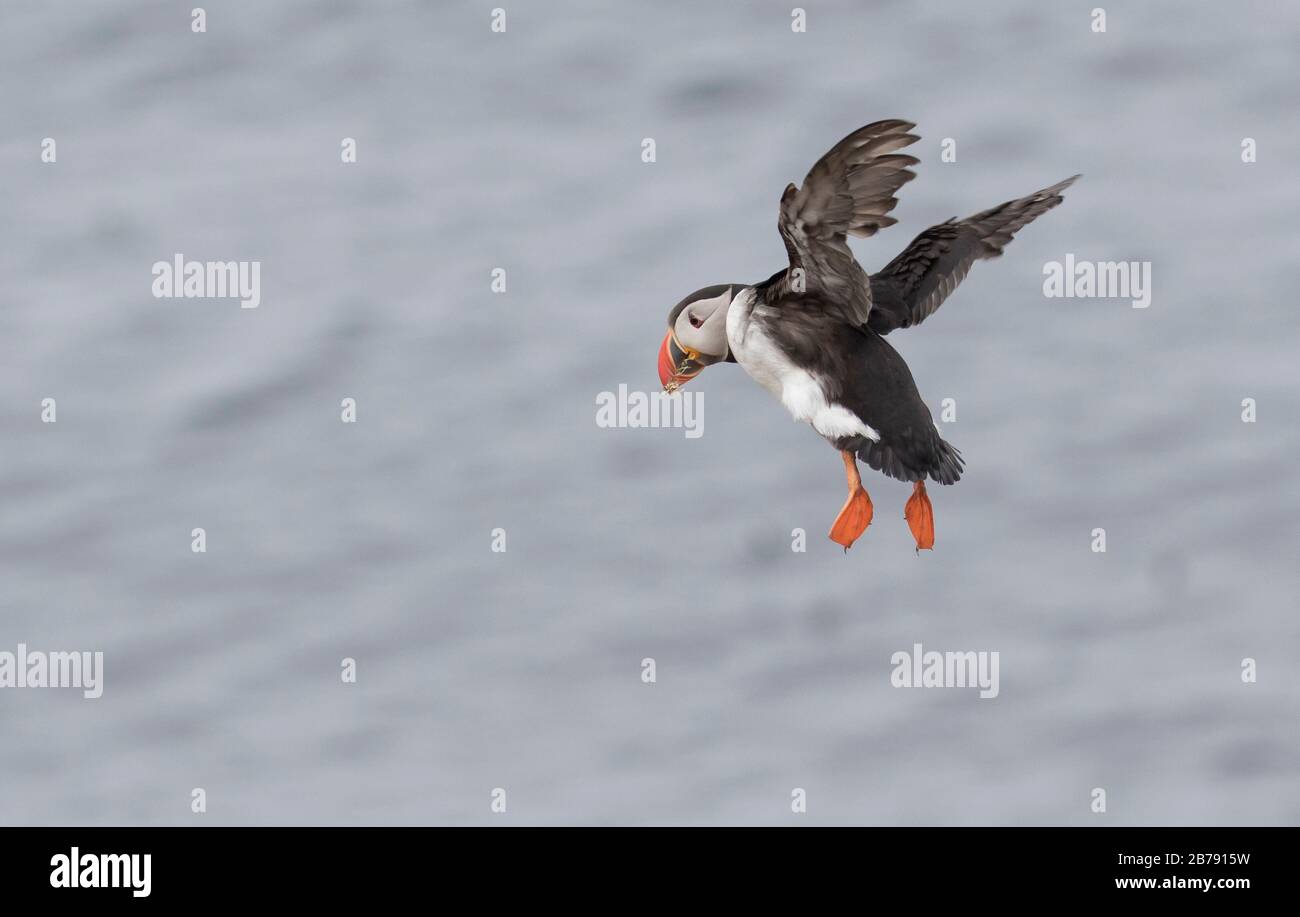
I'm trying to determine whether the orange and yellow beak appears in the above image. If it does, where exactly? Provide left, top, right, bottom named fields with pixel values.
left=658, top=329, right=703, bottom=392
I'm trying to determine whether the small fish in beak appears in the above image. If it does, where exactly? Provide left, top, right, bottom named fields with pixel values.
left=658, top=329, right=703, bottom=392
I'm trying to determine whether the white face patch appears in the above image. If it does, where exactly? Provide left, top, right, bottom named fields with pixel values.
left=673, top=286, right=733, bottom=359
left=726, top=292, right=880, bottom=443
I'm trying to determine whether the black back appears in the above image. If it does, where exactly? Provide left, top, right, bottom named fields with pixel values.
left=753, top=283, right=963, bottom=484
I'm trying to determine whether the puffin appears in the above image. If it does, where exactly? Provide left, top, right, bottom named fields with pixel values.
left=657, top=119, right=1078, bottom=551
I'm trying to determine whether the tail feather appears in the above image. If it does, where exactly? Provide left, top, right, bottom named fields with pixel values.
left=859, top=432, right=963, bottom=485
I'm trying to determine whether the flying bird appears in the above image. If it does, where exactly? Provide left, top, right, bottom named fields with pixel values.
left=658, top=119, right=1078, bottom=551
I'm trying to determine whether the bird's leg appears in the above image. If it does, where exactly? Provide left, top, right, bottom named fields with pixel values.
left=828, top=451, right=873, bottom=550
left=904, top=479, right=935, bottom=552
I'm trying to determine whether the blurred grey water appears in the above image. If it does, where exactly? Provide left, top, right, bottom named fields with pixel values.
left=1, top=0, right=1298, bottom=825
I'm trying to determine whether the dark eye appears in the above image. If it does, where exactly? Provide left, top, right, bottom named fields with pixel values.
left=689, top=313, right=703, bottom=328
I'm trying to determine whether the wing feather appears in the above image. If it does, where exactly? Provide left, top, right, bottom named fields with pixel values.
left=868, top=175, right=1080, bottom=334
left=775, top=120, right=920, bottom=324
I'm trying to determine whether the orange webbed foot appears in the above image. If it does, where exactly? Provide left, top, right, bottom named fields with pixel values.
left=904, top=480, right=935, bottom=552
left=828, top=486, right=874, bottom=550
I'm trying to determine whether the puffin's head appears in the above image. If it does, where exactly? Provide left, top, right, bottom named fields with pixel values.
left=658, top=284, right=736, bottom=392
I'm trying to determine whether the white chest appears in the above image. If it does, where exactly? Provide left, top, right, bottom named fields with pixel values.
left=726, top=290, right=879, bottom=443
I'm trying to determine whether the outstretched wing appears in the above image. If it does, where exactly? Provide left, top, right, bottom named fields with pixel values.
left=868, top=174, right=1080, bottom=335
left=775, top=120, right=920, bottom=325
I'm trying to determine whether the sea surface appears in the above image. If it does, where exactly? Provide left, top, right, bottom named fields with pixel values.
left=1, top=1, right=1297, bottom=825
